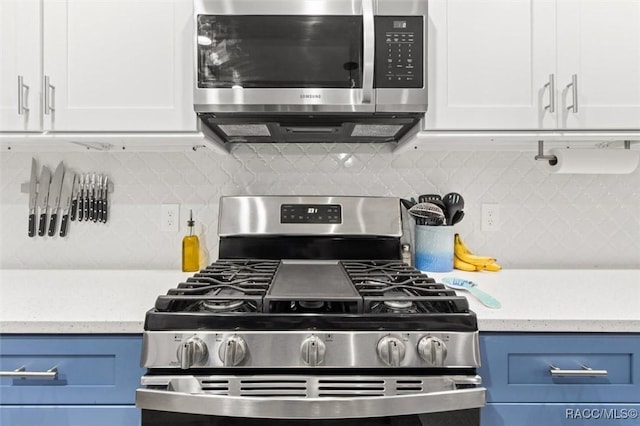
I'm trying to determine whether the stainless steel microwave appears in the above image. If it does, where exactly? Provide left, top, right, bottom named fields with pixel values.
left=194, top=0, right=428, bottom=146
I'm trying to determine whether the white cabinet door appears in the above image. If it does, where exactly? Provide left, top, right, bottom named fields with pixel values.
left=557, top=0, right=640, bottom=129
left=0, top=0, right=41, bottom=131
left=426, top=0, right=557, bottom=130
left=42, top=0, right=196, bottom=131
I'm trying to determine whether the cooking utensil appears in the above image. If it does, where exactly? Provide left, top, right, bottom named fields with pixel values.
left=59, top=172, right=75, bottom=237
left=451, top=210, right=465, bottom=225
left=408, top=202, right=445, bottom=226
left=28, top=158, right=38, bottom=237
left=442, top=192, right=464, bottom=226
left=47, top=162, right=65, bottom=236
left=418, top=194, right=441, bottom=203
left=36, top=166, right=51, bottom=236
left=102, top=175, right=109, bottom=223
left=70, top=175, right=79, bottom=221
left=442, top=277, right=501, bottom=309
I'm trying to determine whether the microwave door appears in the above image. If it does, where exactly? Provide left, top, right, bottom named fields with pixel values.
left=194, top=0, right=376, bottom=113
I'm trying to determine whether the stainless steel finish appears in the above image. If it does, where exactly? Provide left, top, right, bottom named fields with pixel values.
left=48, top=162, right=65, bottom=213
left=59, top=172, right=75, bottom=214
left=37, top=167, right=51, bottom=211
left=28, top=158, right=38, bottom=214
left=300, top=336, right=326, bottom=366
left=418, top=336, right=447, bottom=366
left=566, top=74, right=578, bottom=113
left=550, top=365, right=608, bottom=377
left=544, top=74, right=555, bottom=113
left=377, top=336, right=406, bottom=366
left=177, top=337, right=209, bottom=369
left=361, top=0, right=375, bottom=105
left=0, top=366, right=58, bottom=380
left=218, top=196, right=402, bottom=237
left=218, top=336, right=247, bottom=366
left=193, top=0, right=428, bottom=114
left=43, top=75, right=55, bottom=114
left=137, top=374, right=485, bottom=418
left=142, top=330, right=481, bottom=369
left=17, top=75, right=29, bottom=115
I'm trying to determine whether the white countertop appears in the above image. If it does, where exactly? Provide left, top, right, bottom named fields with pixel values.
left=1, top=269, right=639, bottom=334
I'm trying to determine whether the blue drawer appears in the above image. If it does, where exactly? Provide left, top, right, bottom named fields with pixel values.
left=0, top=335, right=144, bottom=405
left=479, top=333, right=640, bottom=403
left=0, top=405, right=140, bottom=426
left=482, top=403, right=640, bottom=426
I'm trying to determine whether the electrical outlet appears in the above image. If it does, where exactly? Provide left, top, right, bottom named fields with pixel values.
left=481, top=204, right=500, bottom=231
left=161, top=204, right=179, bottom=232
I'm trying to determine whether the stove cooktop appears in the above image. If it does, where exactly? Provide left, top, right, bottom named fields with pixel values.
left=145, top=259, right=477, bottom=333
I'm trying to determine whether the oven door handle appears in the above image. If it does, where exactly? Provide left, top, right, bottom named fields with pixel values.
left=136, top=386, right=485, bottom=419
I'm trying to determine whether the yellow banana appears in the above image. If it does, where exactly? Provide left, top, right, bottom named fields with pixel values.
left=453, top=233, right=501, bottom=272
left=454, top=255, right=478, bottom=272
left=478, top=261, right=502, bottom=272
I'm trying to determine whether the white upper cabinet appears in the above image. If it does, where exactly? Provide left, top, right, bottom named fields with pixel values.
left=426, top=0, right=640, bottom=130
left=1, top=0, right=196, bottom=133
left=557, top=0, right=640, bottom=129
left=0, top=0, right=41, bottom=131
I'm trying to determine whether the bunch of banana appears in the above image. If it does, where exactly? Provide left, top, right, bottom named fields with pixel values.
left=454, top=233, right=502, bottom=272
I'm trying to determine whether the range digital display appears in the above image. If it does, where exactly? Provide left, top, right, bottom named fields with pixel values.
left=281, top=204, right=342, bottom=224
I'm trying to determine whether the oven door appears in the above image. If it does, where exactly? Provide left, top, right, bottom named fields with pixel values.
left=137, top=374, right=485, bottom=425
left=194, top=0, right=375, bottom=113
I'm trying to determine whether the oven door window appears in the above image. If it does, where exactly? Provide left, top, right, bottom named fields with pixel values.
left=197, top=15, right=363, bottom=89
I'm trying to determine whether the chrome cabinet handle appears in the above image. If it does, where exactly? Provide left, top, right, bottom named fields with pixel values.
left=566, top=74, right=578, bottom=113
left=550, top=364, right=607, bottom=377
left=361, top=0, right=374, bottom=104
left=544, top=74, right=555, bottom=113
left=44, top=75, right=55, bottom=115
left=0, top=366, right=58, bottom=380
left=17, top=75, right=30, bottom=115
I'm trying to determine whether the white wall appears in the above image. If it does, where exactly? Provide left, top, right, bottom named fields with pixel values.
left=1, top=143, right=639, bottom=269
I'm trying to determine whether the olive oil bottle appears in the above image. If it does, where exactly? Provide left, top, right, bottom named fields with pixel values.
left=182, top=210, right=200, bottom=272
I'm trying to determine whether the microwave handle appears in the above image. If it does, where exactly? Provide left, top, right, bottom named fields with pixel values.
left=362, top=0, right=375, bottom=104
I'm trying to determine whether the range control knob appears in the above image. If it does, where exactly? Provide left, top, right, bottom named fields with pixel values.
left=177, top=337, right=209, bottom=369
left=300, top=336, right=326, bottom=366
left=218, top=335, right=247, bottom=366
left=377, top=336, right=406, bottom=366
left=418, top=336, right=448, bottom=366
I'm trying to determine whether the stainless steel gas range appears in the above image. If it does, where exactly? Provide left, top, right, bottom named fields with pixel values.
left=136, top=196, right=485, bottom=425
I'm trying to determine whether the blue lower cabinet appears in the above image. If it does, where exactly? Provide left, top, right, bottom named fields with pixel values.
left=0, top=406, right=140, bottom=426
left=483, top=404, right=640, bottom=426
left=479, top=333, right=640, bottom=426
left=0, top=334, right=144, bottom=426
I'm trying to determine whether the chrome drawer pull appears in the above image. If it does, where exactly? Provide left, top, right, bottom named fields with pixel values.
left=0, top=366, right=58, bottom=380
left=549, top=364, right=608, bottom=377
left=566, top=74, right=578, bottom=113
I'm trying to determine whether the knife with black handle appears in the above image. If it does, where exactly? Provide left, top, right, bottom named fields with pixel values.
left=102, top=176, right=109, bottom=223
left=70, top=174, right=79, bottom=221
left=78, top=174, right=85, bottom=221
left=37, top=166, right=51, bottom=236
left=58, top=172, right=75, bottom=237
left=28, top=158, right=38, bottom=237
left=47, top=162, right=65, bottom=237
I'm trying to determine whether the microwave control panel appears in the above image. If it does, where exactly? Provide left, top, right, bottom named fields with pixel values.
left=374, top=16, right=423, bottom=88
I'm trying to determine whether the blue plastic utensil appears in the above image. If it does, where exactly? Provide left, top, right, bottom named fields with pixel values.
left=442, top=277, right=501, bottom=309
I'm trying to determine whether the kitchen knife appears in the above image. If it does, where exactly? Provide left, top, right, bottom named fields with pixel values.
left=78, top=174, right=85, bottom=221
left=96, top=175, right=104, bottom=223
left=47, top=162, right=65, bottom=236
left=102, top=175, right=109, bottom=223
left=70, top=174, right=79, bottom=221
left=28, top=158, right=38, bottom=237
left=37, top=166, right=51, bottom=236
left=58, top=172, right=75, bottom=237
left=84, top=173, right=91, bottom=221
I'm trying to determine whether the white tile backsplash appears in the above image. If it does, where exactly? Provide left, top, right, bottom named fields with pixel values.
left=2, top=143, right=639, bottom=269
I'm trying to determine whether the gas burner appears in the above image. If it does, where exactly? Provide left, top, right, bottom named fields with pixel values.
left=298, top=301, right=326, bottom=309
left=200, top=288, right=254, bottom=313
left=383, top=300, right=414, bottom=310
